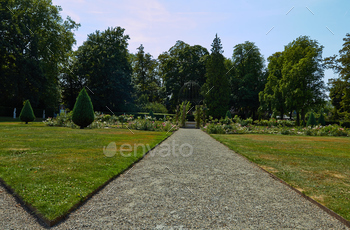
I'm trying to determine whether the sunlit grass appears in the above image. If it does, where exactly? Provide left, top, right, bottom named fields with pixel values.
left=0, top=122, right=170, bottom=220
left=212, top=134, right=350, bottom=221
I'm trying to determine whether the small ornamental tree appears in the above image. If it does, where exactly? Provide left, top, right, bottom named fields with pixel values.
left=318, top=112, right=326, bottom=126
left=306, top=112, right=317, bottom=127
left=19, top=100, right=35, bottom=124
left=72, top=88, right=95, bottom=129
left=225, top=110, right=232, bottom=119
left=149, top=110, right=154, bottom=118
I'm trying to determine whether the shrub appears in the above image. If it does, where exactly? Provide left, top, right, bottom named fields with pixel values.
left=142, top=102, right=168, bottom=113
left=149, top=110, right=154, bottom=118
left=72, top=88, right=95, bottom=129
left=307, top=112, right=317, bottom=127
left=19, top=100, right=36, bottom=124
left=318, top=113, right=326, bottom=126
left=225, top=110, right=232, bottom=119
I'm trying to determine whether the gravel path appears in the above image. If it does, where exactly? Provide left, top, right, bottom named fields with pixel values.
left=1, top=128, right=349, bottom=229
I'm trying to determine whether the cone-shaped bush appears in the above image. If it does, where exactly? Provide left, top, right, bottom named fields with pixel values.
left=225, top=110, right=232, bottom=119
left=318, top=113, right=326, bottom=126
left=19, top=100, right=35, bottom=124
left=149, top=110, right=154, bottom=118
left=72, top=88, right=94, bottom=129
left=307, top=112, right=317, bottom=127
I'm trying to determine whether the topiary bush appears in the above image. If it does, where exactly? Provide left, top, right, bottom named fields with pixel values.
left=19, top=100, right=36, bottom=124
left=72, top=88, right=95, bottom=129
left=149, top=110, right=154, bottom=118
left=318, top=113, right=326, bottom=126
left=307, top=112, right=317, bottom=127
left=225, top=110, right=232, bottom=119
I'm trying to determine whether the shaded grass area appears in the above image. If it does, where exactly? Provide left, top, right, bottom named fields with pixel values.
left=211, top=134, right=350, bottom=221
left=0, top=122, right=170, bottom=220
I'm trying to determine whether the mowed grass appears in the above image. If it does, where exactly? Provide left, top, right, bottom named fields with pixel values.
left=0, top=122, right=170, bottom=220
left=212, top=134, right=350, bottom=221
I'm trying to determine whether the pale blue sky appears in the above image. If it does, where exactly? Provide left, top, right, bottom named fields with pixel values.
left=52, top=0, right=350, bottom=83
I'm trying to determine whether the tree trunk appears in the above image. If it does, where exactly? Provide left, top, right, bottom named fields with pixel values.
left=301, top=108, right=305, bottom=126
left=296, top=110, right=300, bottom=126
left=280, top=108, right=284, bottom=120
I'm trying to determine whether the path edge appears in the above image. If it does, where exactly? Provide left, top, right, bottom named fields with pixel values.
left=0, top=129, right=177, bottom=228
left=204, top=130, right=350, bottom=228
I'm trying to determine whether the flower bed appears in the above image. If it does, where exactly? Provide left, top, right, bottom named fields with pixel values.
left=203, top=119, right=350, bottom=137
left=43, top=112, right=178, bottom=132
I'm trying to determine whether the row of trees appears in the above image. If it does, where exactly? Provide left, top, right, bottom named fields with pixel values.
left=2, top=0, right=349, bottom=122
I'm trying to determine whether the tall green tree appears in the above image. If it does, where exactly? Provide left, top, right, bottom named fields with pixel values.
left=231, top=41, right=266, bottom=119
left=324, top=33, right=350, bottom=117
left=281, top=36, right=326, bottom=125
left=132, top=44, right=160, bottom=104
left=158, top=41, right=209, bottom=111
left=259, top=52, right=287, bottom=119
left=0, top=0, right=79, bottom=109
left=68, top=27, right=133, bottom=112
left=202, top=34, right=230, bottom=118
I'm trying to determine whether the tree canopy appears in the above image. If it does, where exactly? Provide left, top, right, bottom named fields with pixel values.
left=0, top=0, right=79, bottom=109
left=231, top=41, right=266, bottom=119
left=62, top=27, right=133, bottom=112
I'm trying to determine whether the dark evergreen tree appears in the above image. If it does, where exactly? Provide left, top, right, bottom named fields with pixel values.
left=72, top=88, right=95, bottom=129
left=203, top=34, right=230, bottom=118
left=19, top=100, right=36, bottom=124
left=225, top=110, right=232, bottom=119
left=307, top=112, right=317, bottom=127
left=318, top=112, right=326, bottom=126
left=149, top=110, right=154, bottom=118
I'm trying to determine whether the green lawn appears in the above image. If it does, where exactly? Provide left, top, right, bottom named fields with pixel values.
left=0, top=122, right=170, bottom=220
left=212, top=134, right=350, bottom=221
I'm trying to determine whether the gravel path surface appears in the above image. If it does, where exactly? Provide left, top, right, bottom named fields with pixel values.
left=1, top=128, right=349, bottom=229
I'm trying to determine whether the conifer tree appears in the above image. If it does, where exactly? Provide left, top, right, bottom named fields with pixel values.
left=203, top=34, right=230, bottom=118
left=72, top=88, right=95, bottom=129
left=19, top=100, right=36, bottom=124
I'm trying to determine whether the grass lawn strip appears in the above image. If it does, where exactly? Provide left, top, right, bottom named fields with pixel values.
left=211, top=134, right=350, bottom=222
left=0, top=122, right=170, bottom=220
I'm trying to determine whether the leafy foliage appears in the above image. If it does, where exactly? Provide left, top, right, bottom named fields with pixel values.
left=19, top=100, right=35, bottom=124
left=0, top=0, right=79, bottom=109
left=72, top=88, right=94, bottom=129
left=158, top=41, right=209, bottom=111
left=325, top=33, right=350, bottom=119
left=64, top=27, right=133, bottom=112
left=231, top=41, right=266, bottom=119
left=132, top=44, right=161, bottom=104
